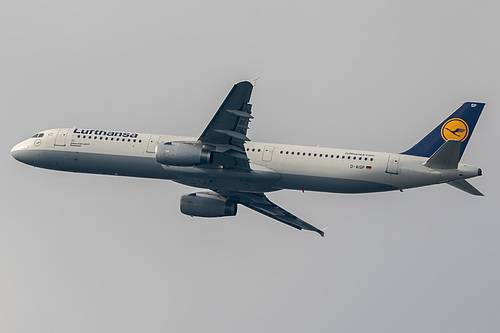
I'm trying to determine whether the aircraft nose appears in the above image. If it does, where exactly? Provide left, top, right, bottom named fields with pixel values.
left=11, top=141, right=32, bottom=164
left=11, top=143, right=22, bottom=161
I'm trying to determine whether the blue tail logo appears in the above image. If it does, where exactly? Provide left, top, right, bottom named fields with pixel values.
left=402, top=102, right=484, bottom=160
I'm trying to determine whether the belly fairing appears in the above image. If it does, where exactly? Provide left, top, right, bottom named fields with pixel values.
left=165, top=164, right=282, bottom=192
left=273, top=173, right=398, bottom=193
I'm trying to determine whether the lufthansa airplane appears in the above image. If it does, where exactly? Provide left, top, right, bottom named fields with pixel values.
left=11, top=79, right=484, bottom=236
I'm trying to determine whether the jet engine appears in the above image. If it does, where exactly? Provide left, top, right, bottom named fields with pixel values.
left=180, top=192, right=237, bottom=217
left=156, top=142, right=212, bottom=166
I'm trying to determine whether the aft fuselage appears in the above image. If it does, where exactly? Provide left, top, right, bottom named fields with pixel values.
left=11, top=128, right=481, bottom=194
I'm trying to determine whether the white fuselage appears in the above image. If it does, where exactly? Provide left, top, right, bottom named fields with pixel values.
left=11, top=127, right=481, bottom=194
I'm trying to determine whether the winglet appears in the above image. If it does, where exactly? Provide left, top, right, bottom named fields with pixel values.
left=241, top=76, right=261, bottom=86
left=300, top=221, right=325, bottom=237
left=318, top=227, right=328, bottom=237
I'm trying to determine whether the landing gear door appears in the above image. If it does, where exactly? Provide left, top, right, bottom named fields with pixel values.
left=262, top=146, right=274, bottom=162
left=54, top=128, right=70, bottom=146
left=386, top=154, right=400, bottom=174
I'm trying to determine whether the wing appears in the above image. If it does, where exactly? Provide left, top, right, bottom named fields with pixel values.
left=218, top=191, right=325, bottom=237
left=198, top=79, right=257, bottom=170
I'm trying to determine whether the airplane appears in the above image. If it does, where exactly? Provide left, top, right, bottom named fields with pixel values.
left=11, top=79, right=484, bottom=237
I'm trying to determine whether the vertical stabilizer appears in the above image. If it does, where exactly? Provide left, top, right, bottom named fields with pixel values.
left=402, top=102, right=484, bottom=160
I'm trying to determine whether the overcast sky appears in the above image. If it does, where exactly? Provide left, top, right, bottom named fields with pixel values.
left=1, top=1, right=499, bottom=332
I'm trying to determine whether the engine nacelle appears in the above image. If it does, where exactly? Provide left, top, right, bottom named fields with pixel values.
left=156, top=142, right=212, bottom=166
left=180, top=192, right=237, bottom=217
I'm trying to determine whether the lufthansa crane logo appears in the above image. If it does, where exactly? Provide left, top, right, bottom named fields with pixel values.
left=441, top=118, right=469, bottom=142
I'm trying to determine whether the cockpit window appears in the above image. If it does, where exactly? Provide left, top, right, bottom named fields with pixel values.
left=38, top=133, right=44, bottom=138
left=32, top=133, right=44, bottom=138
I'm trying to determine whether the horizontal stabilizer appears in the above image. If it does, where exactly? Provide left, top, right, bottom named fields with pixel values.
left=423, top=140, right=461, bottom=169
left=448, top=179, right=484, bottom=196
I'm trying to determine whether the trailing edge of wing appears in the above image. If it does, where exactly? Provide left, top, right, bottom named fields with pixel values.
left=218, top=191, right=325, bottom=237
left=198, top=80, right=254, bottom=147
left=197, top=80, right=255, bottom=170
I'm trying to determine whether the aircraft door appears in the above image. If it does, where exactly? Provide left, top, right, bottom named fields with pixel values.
left=262, top=146, right=274, bottom=162
left=386, top=154, right=400, bottom=174
left=146, top=135, right=161, bottom=153
left=54, top=129, right=70, bottom=146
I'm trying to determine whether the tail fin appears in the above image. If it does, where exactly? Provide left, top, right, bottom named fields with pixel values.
left=402, top=102, right=484, bottom=160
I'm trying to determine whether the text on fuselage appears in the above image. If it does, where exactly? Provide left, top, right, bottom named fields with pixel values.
left=73, top=128, right=139, bottom=138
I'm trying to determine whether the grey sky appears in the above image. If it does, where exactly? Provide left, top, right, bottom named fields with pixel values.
left=1, top=1, right=499, bottom=332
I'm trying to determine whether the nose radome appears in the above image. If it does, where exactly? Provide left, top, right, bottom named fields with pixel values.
left=11, top=144, right=21, bottom=160
left=11, top=142, right=28, bottom=162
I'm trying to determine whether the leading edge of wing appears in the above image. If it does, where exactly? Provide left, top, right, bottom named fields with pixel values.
left=218, top=191, right=325, bottom=237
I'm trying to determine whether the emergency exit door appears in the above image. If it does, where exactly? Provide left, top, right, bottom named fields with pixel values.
left=262, top=146, right=274, bottom=162
left=386, top=154, right=400, bottom=174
